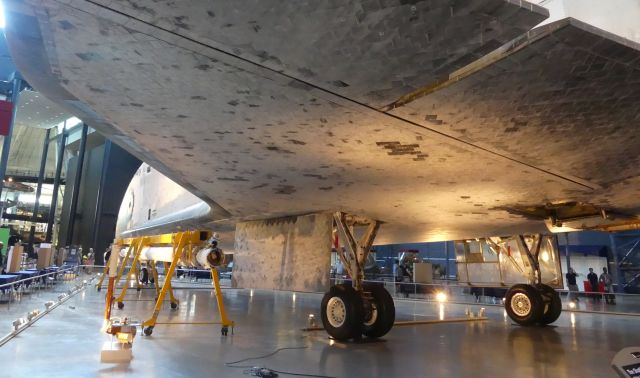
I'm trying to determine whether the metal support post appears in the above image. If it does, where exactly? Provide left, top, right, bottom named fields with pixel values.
left=163, top=262, right=178, bottom=306
left=0, top=75, right=23, bottom=200
left=45, top=125, right=67, bottom=243
left=333, top=212, right=380, bottom=291
left=66, top=123, right=88, bottom=246
left=91, top=140, right=111, bottom=264
left=564, top=232, right=571, bottom=271
left=609, top=233, right=622, bottom=293
left=27, top=128, right=51, bottom=254
left=143, top=232, right=187, bottom=330
left=210, top=267, right=233, bottom=328
left=518, top=234, right=542, bottom=284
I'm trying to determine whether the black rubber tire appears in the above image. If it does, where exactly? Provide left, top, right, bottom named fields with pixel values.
left=97, top=287, right=101, bottom=292
left=143, top=327, right=153, bottom=336
left=117, top=301, right=124, bottom=310
left=505, top=284, right=544, bottom=326
left=536, top=284, right=562, bottom=325
left=362, top=284, right=395, bottom=338
left=321, top=284, right=364, bottom=341
left=170, top=302, right=178, bottom=309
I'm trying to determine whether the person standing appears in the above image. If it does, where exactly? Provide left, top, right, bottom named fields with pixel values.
left=587, top=268, right=599, bottom=303
left=600, top=267, right=615, bottom=305
left=566, top=267, right=580, bottom=301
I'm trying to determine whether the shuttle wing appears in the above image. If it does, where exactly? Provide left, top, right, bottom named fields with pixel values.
left=5, top=1, right=640, bottom=243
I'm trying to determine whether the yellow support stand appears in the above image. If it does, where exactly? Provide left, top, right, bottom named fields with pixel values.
left=163, top=262, right=179, bottom=308
left=210, top=266, right=234, bottom=330
left=142, top=232, right=187, bottom=335
left=115, top=237, right=146, bottom=309
left=113, top=243, right=134, bottom=289
left=95, top=262, right=109, bottom=291
left=108, top=230, right=234, bottom=336
left=150, top=261, right=161, bottom=300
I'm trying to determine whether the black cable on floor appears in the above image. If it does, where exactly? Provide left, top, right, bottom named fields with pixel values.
left=225, top=346, right=336, bottom=378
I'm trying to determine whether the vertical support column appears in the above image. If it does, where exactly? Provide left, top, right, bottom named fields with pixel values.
left=27, top=128, right=51, bottom=253
left=609, top=233, right=622, bottom=293
left=0, top=74, right=23, bottom=200
left=91, top=140, right=111, bottom=264
left=444, top=241, right=449, bottom=280
left=66, top=123, right=88, bottom=247
left=564, top=232, right=571, bottom=272
left=45, top=125, right=67, bottom=243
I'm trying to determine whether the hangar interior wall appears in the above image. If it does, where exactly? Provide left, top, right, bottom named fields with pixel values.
left=232, top=213, right=332, bottom=293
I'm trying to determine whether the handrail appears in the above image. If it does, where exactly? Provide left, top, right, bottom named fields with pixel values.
left=0, top=267, right=77, bottom=290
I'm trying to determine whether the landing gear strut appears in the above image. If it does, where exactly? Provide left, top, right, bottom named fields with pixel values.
left=320, top=213, right=395, bottom=341
left=503, top=235, right=562, bottom=326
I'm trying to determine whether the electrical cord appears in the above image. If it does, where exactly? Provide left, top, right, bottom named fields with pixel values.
left=225, top=346, right=337, bottom=378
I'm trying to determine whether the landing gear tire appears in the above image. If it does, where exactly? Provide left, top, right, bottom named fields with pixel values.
left=170, top=301, right=178, bottom=309
left=117, top=301, right=124, bottom=310
left=505, top=284, right=544, bottom=326
left=97, top=287, right=101, bottom=292
left=321, top=284, right=364, bottom=341
left=362, top=284, right=395, bottom=338
left=536, top=283, right=562, bottom=325
left=221, top=326, right=229, bottom=336
left=143, top=326, right=153, bottom=336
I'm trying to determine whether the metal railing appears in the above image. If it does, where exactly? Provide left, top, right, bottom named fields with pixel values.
left=0, top=266, right=81, bottom=307
left=0, top=266, right=97, bottom=347
left=330, top=277, right=640, bottom=316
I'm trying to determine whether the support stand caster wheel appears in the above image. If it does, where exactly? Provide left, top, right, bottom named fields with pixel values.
left=221, top=326, right=229, bottom=336
left=136, top=287, right=141, bottom=292
left=170, top=302, right=178, bottom=309
left=143, top=327, right=153, bottom=336
left=117, top=301, right=124, bottom=309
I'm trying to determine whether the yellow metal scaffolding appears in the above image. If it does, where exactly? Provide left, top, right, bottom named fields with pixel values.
left=105, top=230, right=234, bottom=336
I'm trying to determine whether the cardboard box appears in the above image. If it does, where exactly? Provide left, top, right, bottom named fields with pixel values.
left=56, top=248, right=66, bottom=267
left=6, top=245, right=24, bottom=273
left=37, top=246, right=54, bottom=269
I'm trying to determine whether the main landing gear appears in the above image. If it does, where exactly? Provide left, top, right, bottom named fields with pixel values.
left=505, top=283, right=562, bottom=326
left=321, top=283, right=395, bottom=341
left=321, top=213, right=396, bottom=341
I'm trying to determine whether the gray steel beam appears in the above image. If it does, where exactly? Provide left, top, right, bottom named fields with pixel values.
left=45, top=125, right=67, bottom=243
left=91, top=139, right=111, bottom=263
left=66, top=123, right=88, bottom=247
left=27, top=127, right=51, bottom=254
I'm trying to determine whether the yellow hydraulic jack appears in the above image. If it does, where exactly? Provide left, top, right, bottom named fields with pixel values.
left=109, top=231, right=234, bottom=336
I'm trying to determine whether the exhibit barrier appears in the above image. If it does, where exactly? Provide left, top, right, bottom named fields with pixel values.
left=330, top=277, right=640, bottom=316
left=0, top=266, right=81, bottom=306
